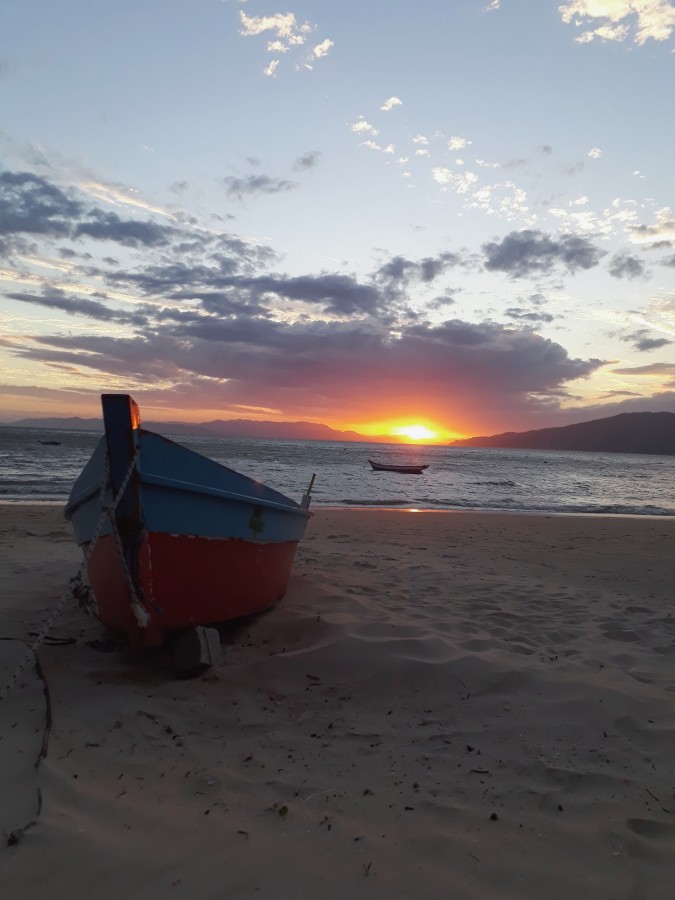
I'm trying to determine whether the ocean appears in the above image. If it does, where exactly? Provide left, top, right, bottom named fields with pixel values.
left=1, top=424, right=673, bottom=517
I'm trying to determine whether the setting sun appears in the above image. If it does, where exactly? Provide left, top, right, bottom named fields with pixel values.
left=391, top=424, right=438, bottom=442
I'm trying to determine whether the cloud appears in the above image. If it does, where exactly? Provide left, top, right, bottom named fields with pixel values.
left=0, top=162, right=661, bottom=433
left=587, top=147, right=602, bottom=158
left=74, top=211, right=171, bottom=247
left=311, top=38, right=333, bottom=59
left=6, top=287, right=148, bottom=325
left=374, top=252, right=461, bottom=290
left=466, top=181, right=530, bottom=222
left=238, top=10, right=332, bottom=74
left=432, top=167, right=478, bottom=194
left=239, top=11, right=311, bottom=41
left=505, top=307, right=556, bottom=323
left=221, top=173, right=297, bottom=200
left=559, top=0, right=675, bottom=44
left=0, top=170, right=82, bottom=238
left=625, top=329, right=673, bottom=351
left=608, top=251, right=646, bottom=279
left=482, top=229, right=606, bottom=277
left=351, top=119, right=380, bottom=136
left=627, top=209, right=675, bottom=245
left=447, top=136, right=469, bottom=151
left=293, top=151, right=321, bottom=171
left=6, top=315, right=605, bottom=432
left=381, top=97, right=402, bottom=112
left=221, top=273, right=384, bottom=315
left=612, top=361, right=675, bottom=376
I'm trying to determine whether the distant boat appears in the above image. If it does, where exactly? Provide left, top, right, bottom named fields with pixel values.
left=65, top=394, right=314, bottom=649
left=38, top=439, right=61, bottom=445
left=368, top=459, right=429, bottom=474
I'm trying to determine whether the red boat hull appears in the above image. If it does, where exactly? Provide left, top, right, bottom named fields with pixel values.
left=83, top=532, right=301, bottom=647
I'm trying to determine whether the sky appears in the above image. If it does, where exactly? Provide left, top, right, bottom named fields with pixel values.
left=1, top=0, right=674, bottom=441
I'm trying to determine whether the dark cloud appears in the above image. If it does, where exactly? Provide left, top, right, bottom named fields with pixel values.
left=663, top=254, right=675, bottom=268
left=293, top=151, right=321, bottom=171
left=635, top=338, right=672, bottom=352
left=538, top=145, right=553, bottom=156
left=375, top=252, right=460, bottom=287
left=232, top=273, right=383, bottom=315
left=612, top=362, right=675, bottom=377
left=483, top=230, right=605, bottom=278
left=74, top=210, right=170, bottom=247
left=0, top=170, right=82, bottom=238
left=608, top=252, right=646, bottom=280
left=104, top=232, right=279, bottom=295
left=6, top=288, right=148, bottom=325
left=505, top=307, right=555, bottom=323
left=426, top=290, right=458, bottom=311
left=623, top=329, right=672, bottom=352
left=7, top=314, right=604, bottom=433
left=221, top=173, right=297, bottom=201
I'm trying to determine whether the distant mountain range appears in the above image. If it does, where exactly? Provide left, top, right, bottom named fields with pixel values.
left=4, top=415, right=393, bottom=443
left=451, top=411, right=675, bottom=455
left=4, top=410, right=675, bottom=454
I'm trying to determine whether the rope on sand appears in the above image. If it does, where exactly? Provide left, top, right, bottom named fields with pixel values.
left=0, top=449, right=139, bottom=705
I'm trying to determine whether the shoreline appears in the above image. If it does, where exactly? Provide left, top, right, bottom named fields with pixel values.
left=2, top=506, right=674, bottom=898
left=1, top=498, right=673, bottom=520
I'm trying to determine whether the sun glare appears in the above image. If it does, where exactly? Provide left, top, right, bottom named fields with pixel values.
left=391, top=424, right=438, bottom=441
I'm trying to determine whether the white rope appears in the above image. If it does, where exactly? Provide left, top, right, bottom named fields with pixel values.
left=0, top=447, right=140, bottom=703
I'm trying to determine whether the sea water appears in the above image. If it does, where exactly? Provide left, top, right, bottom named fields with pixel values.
left=0, top=425, right=673, bottom=516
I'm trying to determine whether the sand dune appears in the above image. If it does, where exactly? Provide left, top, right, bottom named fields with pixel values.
left=1, top=507, right=674, bottom=899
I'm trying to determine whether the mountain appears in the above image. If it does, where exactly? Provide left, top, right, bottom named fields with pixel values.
left=4, top=415, right=391, bottom=443
left=195, top=419, right=373, bottom=441
left=451, top=412, right=675, bottom=455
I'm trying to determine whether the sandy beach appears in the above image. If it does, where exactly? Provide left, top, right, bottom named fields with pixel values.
left=1, top=505, right=674, bottom=899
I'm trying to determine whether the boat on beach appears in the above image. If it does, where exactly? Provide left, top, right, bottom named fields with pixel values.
left=368, top=459, right=429, bottom=474
left=64, top=394, right=313, bottom=649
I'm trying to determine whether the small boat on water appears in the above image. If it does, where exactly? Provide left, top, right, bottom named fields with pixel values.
left=65, top=394, right=313, bottom=649
left=368, top=459, right=429, bottom=474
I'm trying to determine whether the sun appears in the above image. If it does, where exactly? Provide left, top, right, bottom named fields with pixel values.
left=391, top=424, right=438, bottom=442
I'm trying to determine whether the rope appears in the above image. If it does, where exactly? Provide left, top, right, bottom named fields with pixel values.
left=0, top=447, right=140, bottom=704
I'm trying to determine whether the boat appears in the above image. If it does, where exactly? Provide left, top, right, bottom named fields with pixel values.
left=64, top=394, right=313, bottom=648
left=368, top=459, right=429, bottom=474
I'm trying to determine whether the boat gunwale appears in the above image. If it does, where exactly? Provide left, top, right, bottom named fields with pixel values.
left=65, top=471, right=310, bottom=521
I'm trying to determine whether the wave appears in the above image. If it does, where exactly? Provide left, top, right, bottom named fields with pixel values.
left=468, top=480, right=517, bottom=487
left=326, top=497, right=675, bottom=516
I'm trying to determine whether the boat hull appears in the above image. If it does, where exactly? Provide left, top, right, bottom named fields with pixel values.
left=82, top=531, right=301, bottom=646
left=368, top=459, right=428, bottom=474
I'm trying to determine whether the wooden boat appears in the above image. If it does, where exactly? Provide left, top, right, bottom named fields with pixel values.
left=65, top=394, right=313, bottom=648
left=368, top=459, right=429, bottom=474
